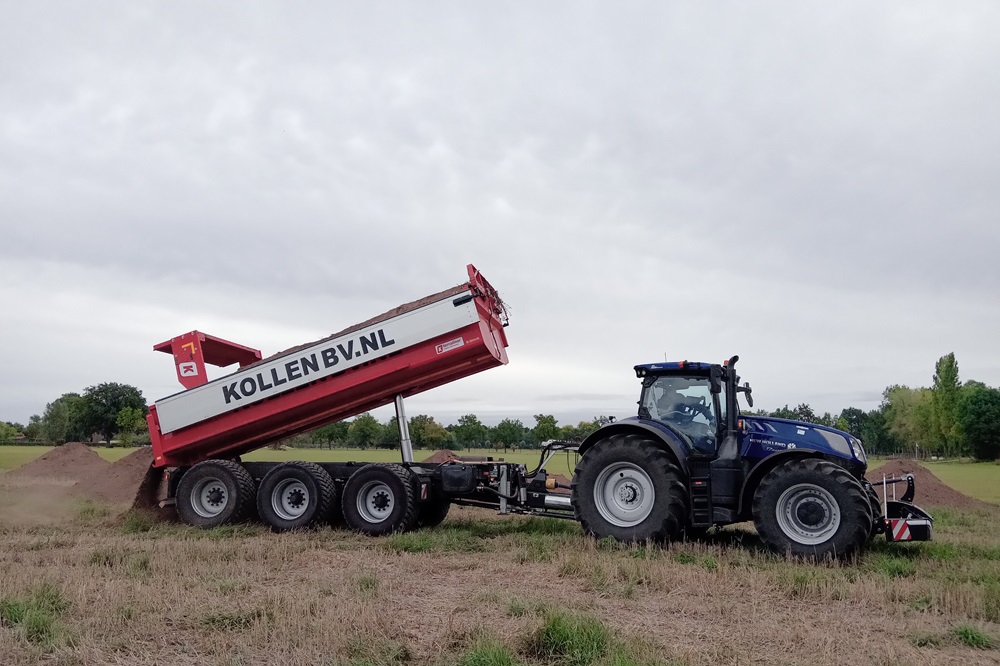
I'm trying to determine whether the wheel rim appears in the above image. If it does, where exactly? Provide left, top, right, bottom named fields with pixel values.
left=271, top=479, right=310, bottom=521
left=190, top=476, right=229, bottom=518
left=356, top=480, right=394, bottom=524
left=775, top=483, right=841, bottom=545
left=593, top=462, right=655, bottom=528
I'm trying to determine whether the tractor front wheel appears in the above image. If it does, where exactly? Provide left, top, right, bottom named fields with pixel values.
left=753, top=458, right=872, bottom=559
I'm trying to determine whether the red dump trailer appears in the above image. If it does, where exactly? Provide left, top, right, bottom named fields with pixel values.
left=146, top=265, right=575, bottom=533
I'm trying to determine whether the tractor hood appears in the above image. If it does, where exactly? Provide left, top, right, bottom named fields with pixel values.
left=741, top=416, right=867, bottom=467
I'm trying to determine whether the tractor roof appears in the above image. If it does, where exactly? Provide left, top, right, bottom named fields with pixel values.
left=634, top=361, right=717, bottom=377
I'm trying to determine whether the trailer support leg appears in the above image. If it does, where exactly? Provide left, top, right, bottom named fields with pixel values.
left=395, top=394, right=414, bottom=463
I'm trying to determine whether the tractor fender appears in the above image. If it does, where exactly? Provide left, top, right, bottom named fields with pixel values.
left=578, top=422, right=688, bottom=477
left=737, top=449, right=855, bottom=518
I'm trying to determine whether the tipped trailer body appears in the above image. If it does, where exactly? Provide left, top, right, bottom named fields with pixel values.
left=148, top=265, right=930, bottom=558
left=147, top=265, right=509, bottom=468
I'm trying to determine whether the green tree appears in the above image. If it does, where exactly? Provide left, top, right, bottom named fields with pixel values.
left=313, top=421, right=349, bottom=448
left=492, top=418, right=525, bottom=452
left=378, top=417, right=401, bottom=449
left=451, top=414, right=489, bottom=449
left=932, top=353, right=962, bottom=456
left=0, top=422, right=17, bottom=443
left=78, top=383, right=147, bottom=444
left=956, top=385, right=1000, bottom=461
left=836, top=407, right=867, bottom=437
left=347, top=413, right=382, bottom=449
left=115, top=407, right=147, bottom=447
left=23, top=415, right=43, bottom=441
left=883, top=385, right=938, bottom=456
left=770, top=405, right=797, bottom=420
left=408, top=415, right=452, bottom=449
left=558, top=418, right=604, bottom=442
left=859, top=408, right=900, bottom=455
left=41, top=393, right=87, bottom=443
left=531, top=414, right=560, bottom=444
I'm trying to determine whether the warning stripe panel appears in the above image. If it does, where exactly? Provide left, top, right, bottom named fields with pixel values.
left=891, top=519, right=912, bottom=541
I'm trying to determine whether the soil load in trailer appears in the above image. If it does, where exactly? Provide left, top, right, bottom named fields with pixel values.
left=146, top=264, right=509, bottom=468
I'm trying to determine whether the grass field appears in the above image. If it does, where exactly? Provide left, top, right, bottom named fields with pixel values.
left=0, top=499, right=999, bottom=664
left=0, top=447, right=999, bottom=663
left=924, top=461, right=1000, bottom=504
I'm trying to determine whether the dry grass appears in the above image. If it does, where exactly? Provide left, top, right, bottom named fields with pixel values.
left=0, top=502, right=999, bottom=665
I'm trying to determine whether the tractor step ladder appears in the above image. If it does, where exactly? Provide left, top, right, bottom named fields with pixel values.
left=689, top=473, right=713, bottom=527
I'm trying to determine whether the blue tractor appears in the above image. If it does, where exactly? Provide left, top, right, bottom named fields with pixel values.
left=570, top=356, right=932, bottom=558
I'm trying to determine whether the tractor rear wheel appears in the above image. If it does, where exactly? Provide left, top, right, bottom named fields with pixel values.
left=571, top=434, right=687, bottom=543
left=753, top=458, right=872, bottom=559
left=256, top=462, right=336, bottom=532
left=342, top=464, right=418, bottom=536
left=176, top=460, right=256, bottom=528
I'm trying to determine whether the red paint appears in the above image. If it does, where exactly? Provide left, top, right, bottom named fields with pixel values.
left=153, top=332, right=262, bottom=390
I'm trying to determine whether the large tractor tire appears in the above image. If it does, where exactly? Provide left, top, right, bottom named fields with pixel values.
left=256, top=461, right=337, bottom=532
left=571, top=434, right=687, bottom=543
left=753, top=458, right=873, bottom=559
left=342, top=464, right=418, bottom=536
left=176, top=460, right=256, bottom=528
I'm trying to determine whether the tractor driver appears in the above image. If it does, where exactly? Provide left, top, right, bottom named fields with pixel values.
left=654, top=376, right=716, bottom=452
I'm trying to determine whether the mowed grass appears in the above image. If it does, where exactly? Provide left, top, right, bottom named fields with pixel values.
left=2, top=500, right=1000, bottom=665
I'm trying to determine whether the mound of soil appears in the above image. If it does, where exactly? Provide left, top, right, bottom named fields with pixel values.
left=868, top=459, right=996, bottom=512
left=6, top=442, right=111, bottom=482
left=420, top=449, right=459, bottom=464
left=76, top=446, right=153, bottom=505
left=420, top=449, right=490, bottom=464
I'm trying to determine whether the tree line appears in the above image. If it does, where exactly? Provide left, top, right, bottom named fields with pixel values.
left=1, top=383, right=148, bottom=447
left=4, top=352, right=998, bottom=460
left=299, top=413, right=612, bottom=452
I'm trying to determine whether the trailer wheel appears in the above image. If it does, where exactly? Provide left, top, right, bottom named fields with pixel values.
left=256, top=462, right=337, bottom=532
left=571, top=434, right=687, bottom=543
left=753, top=458, right=872, bottom=559
left=176, top=460, right=256, bottom=528
left=342, top=464, right=418, bottom=536
left=415, top=498, right=451, bottom=529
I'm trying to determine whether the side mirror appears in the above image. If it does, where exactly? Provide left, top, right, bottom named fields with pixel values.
left=738, top=382, right=754, bottom=408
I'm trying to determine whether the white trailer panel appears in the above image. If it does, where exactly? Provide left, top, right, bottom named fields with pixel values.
left=155, top=292, right=478, bottom=433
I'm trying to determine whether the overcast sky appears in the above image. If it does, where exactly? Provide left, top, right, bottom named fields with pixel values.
left=2, top=2, right=998, bottom=429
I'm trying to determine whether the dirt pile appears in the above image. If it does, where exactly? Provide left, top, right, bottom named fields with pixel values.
left=868, top=459, right=996, bottom=512
left=76, top=446, right=153, bottom=504
left=6, top=441, right=111, bottom=482
left=420, top=449, right=459, bottom=464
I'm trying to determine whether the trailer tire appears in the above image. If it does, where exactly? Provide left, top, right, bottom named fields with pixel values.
left=753, top=458, right=872, bottom=559
left=415, top=498, right=451, bottom=529
left=342, top=464, right=418, bottom=536
left=257, top=462, right=337, bottom=532
left=176, top=460, right=256, bottom=528
left=571, top=434, right=687, bottom=544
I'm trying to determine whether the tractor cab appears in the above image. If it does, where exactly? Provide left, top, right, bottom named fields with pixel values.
left=634, top=358, right=748, bottom=457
